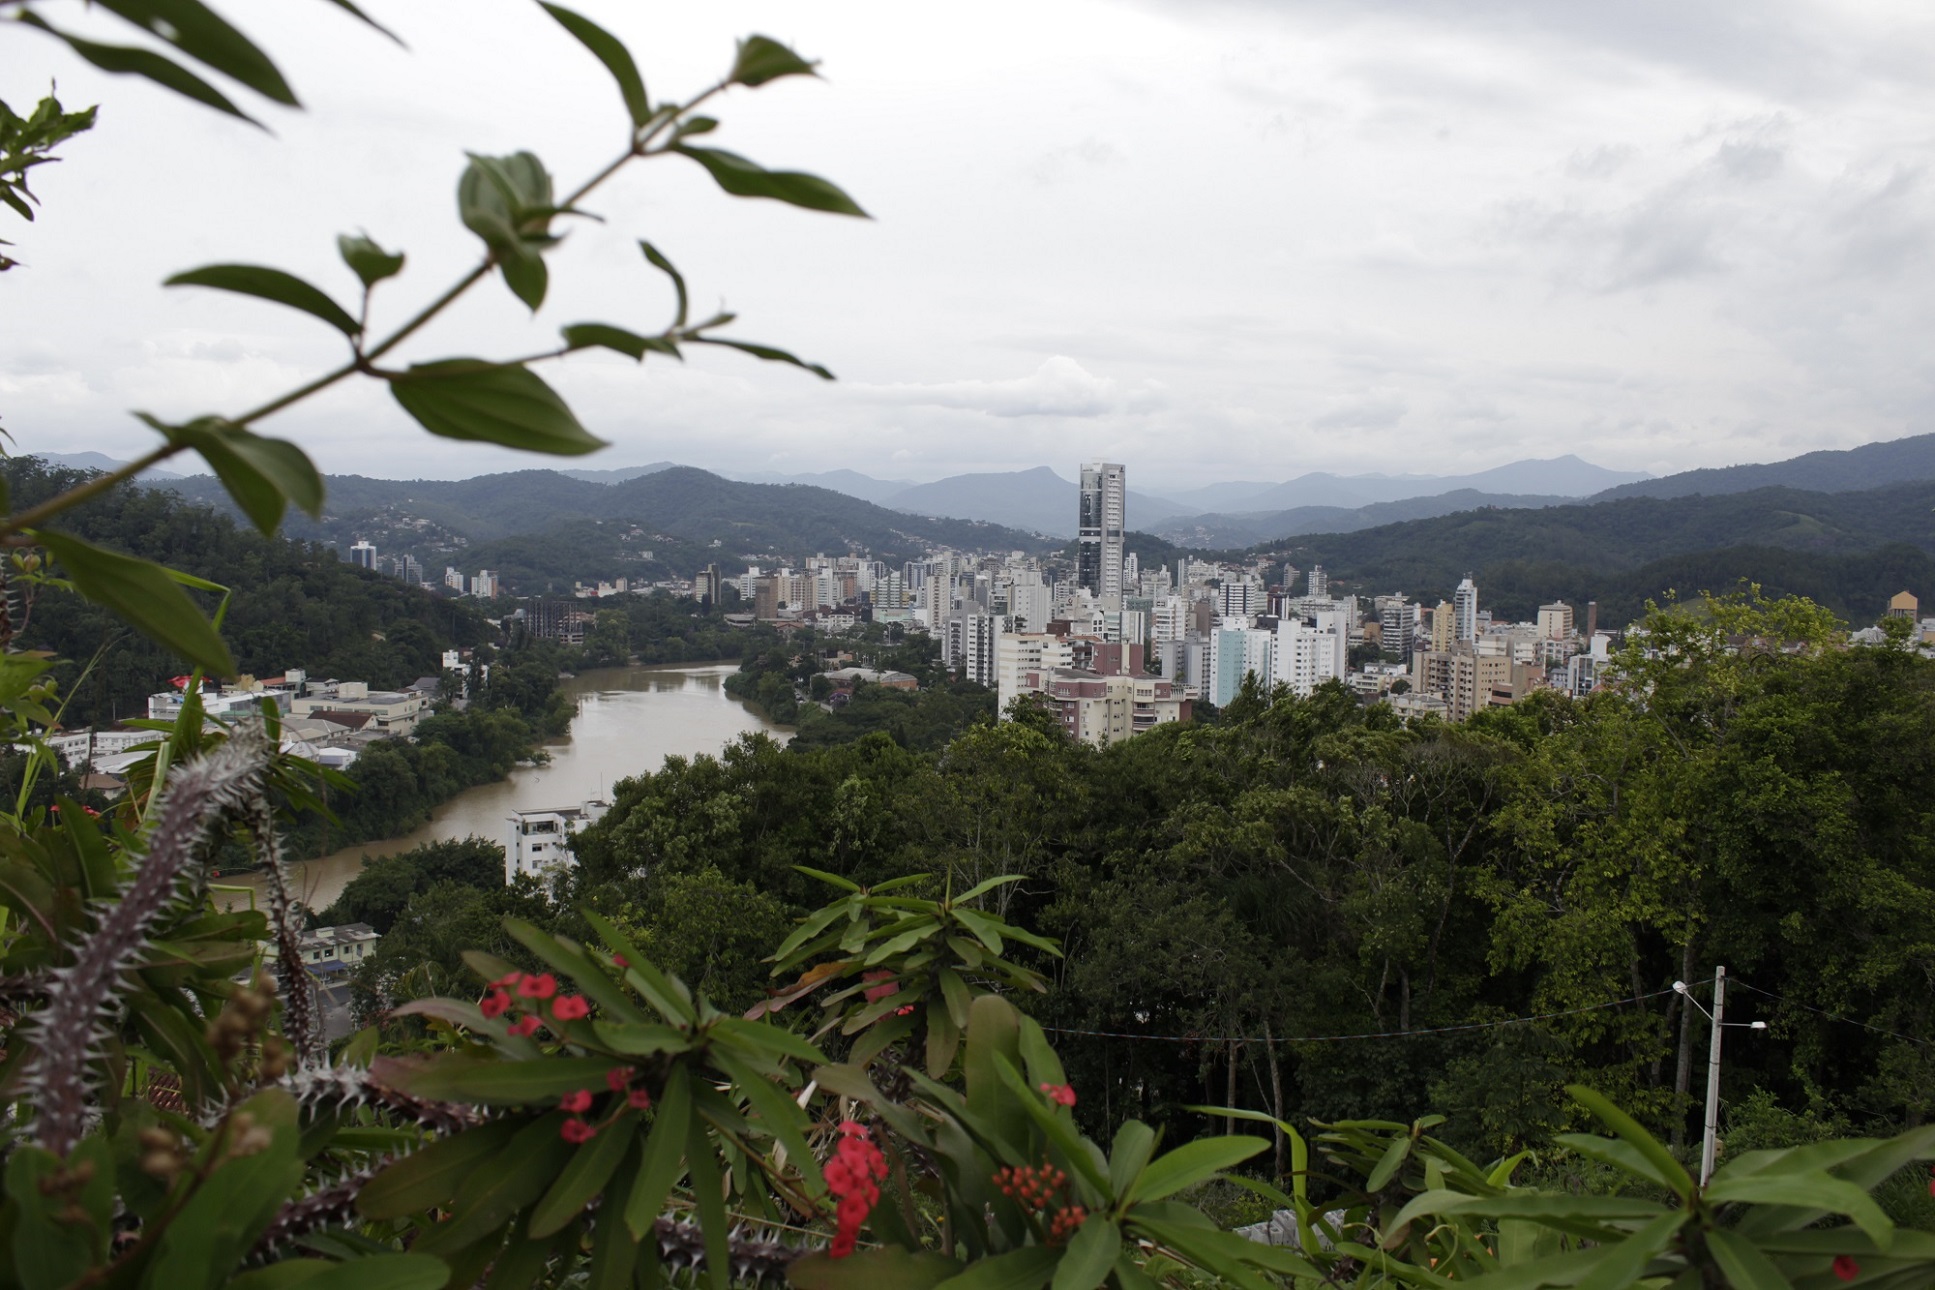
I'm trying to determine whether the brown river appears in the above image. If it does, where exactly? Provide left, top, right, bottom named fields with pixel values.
left=222, top=662, right=788, bottom=915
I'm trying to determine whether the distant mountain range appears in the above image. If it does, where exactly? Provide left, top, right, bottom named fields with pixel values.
left=1591, top=432, right=1935, bottom=502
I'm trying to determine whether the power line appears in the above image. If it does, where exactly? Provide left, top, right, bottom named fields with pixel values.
left=1730, top=979, right=1934, bottom=1050
left=1040, top=988, right=1679, bottom=1047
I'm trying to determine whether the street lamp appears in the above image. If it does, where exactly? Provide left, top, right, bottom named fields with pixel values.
left=1674, top=967, right=1768, bottom=1185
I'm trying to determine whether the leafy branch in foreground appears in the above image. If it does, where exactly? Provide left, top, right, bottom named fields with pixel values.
left=4, top=2, right=864, bottom=681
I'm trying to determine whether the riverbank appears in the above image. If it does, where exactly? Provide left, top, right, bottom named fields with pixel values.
left=229, top=662, right=788, bottom=914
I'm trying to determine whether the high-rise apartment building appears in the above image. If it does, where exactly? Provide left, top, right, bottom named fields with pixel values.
left=1537, top=601, right=1574, bottom=640
left=1380, top=594, right=1417, bottom=660
left=1307, top=565, right=1327, bottom=599
left=349, top=540, right=376, bottom=569
left=1453, top=575, right=1478, bottom=643
left=1077, top=462, right=1127, bottom=604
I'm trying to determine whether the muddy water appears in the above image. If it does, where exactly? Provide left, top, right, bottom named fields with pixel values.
left=225, top=662, right=788, bottom=915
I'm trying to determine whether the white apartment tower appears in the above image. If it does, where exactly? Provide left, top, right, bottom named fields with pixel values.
left=1077, top=462, right=1127, bottom=604
left=349, top=540, right=376, bottom=569
left=1453, top=575, right=1478, bottom=643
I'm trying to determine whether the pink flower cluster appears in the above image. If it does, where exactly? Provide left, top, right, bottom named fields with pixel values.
left=823, top=1121, right=887, bottom=1258
left=1040, top=1082, right=1077, bottom=1108
left=476, top=972, right=590, bottom=1037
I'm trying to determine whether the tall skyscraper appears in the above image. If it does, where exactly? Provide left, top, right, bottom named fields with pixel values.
left=1077, top=462, right=1127, bottom=603
left=1453, top=574, right=1478, bottom=643
left=349, top=540, right=376, bottom=569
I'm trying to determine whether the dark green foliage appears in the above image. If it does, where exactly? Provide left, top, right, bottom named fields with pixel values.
left=8, top=458, right=491, bottom=726
left=313, top=836, right=504, bottom=933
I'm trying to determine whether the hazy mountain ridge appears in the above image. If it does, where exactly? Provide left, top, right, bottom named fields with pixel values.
left=879, top=467, right=1191, bottom=536
left=1149, top=490, right=1577, bottom=548
left=1590, top=431, right=1935, bottom=502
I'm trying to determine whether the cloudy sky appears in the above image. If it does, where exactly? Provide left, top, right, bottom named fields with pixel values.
left=5, top=0, right=1935, bottom=489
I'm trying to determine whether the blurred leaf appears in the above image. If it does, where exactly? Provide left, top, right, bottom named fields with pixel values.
left=229, top=1255, right=449, bottom=1290
left=789, top=1249, right=964, bottom=1289
left=317, top=0, right=402, bottom=43
left=165, top=263, right=360, bottom=335
left=146, top=1089, right=304, bottom=1290
left=18, top=13, right=259, bottom=124
left=457, top=152, right=557, bottom=309
left=930, top=1246, right=1060, bottom=1290
left=1566, top=1086, right=1695, bottom=1200
left=383, top=1054, right=625, bottom=1104
left=1108, top=1121, right=1155, bottom=1199
left=390, top=360, right=606, bottom=456
left=95, top=0, right=298, bottom=105
left=684, top=1113, right=731, bottom=1290
left=624, top=1064, right=690, bottom=1240
left=143, top=415, right=323, bottom=534
left=1702, top=1230, right=1793, bottom=1290
left=730, top=35, right=817, bottom=87
left=414, top=1113, right=575, bottom=1258
left=1568, top=1210, right=1686, bottom=1290
left=1127, top=1135, right=1267, bottom=1205
left=357, top=1117, right=522, bottom=1220
left=1053, top=1215, right=1121, bottom=1290
left=338, top=232, right=404, bottom=287
left=529, top=1116, right=635, bottom=1237
left=35, top=531, right=234, bottom=674
left=637, top=240, right=688, bottom=328
left=539, top=4, right=648, bottom=127
left=561, top=322, right=679, bottom=362
left=1705, top=1172, right=1892, bottom=1248
left=6, top=1145, right=99, bottom=1288
left=673, top=145, right=867, bottom=217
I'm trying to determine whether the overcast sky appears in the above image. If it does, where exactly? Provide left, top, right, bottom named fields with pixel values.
left=6, top=0, right=1935, bottom=489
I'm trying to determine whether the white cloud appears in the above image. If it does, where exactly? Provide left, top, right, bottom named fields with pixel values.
left=849, top=357, right=1162, bottom=420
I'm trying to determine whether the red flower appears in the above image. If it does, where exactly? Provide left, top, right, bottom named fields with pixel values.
left=507, top=1015, right=543, bottom=1037
left=628, top=1087, right=653, bottom=1111
left=612, top=954, right=630, bottom=969
left=561, top=1117, right=596, bottom=1144
left=479, top=989, right=511, bottom=1019
left=493, top=972, right=522, bottom=989
left=1040, top=1082, right=1077, bottom=1108
left=559, top=1089, right=593, bottom=1114
left=861, top=970, right=898, bottom=1004
left=551, top=995, right=590, bottom=1022
left=517, top=973, right=558, bottom=1000
left=1833, top=1255, right=1860, bottom=1282
left=895, top=1004, right=915, bottom=1016
left=823, top=1121, right=888, bottom=1258
left=606, top=1067, right=635, bottom=1092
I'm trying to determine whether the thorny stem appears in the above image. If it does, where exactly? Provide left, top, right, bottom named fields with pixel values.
left=0, top=75, right=732, bottom=543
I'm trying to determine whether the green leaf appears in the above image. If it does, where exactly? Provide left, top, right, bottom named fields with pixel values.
left=144, top=415, right=324, bottom=535
left=1571, top=1210, right=1686, bottom=1290
left=992, top=1053, right=1109, bottom=1197
left=529, top=1116, right=635, bottom=1237
left=938, top=967, right=973, bottom=1029
left=36, top=531, right=234, bottom=675
left=6, top=1145, right=100, bottom=1288
left=1108, top=1121, right=1156, bottom=1199
left=1566, top=1085, right=1695, bottom=1200
left=457, top=152, right=558, bottom=309
left=730, top=35, right=817, bottom=87
left=1705, top=1172, right=1892, bottom=1249
left=625, top=1064, right=691, bottom=1240
left=673, top=145, right=867, bottom=217
left=165, top=263, right=360, bottom=336
left=540, top=4, right=648, bottom=127
left=710, top=1016, right=827, bottom=1066
left=338, top=232, right=405, bottom=287
left=228, top=1256, right=449, bottom=1290
left=383, top=1055, right=624, bottom=1104
left=1703, top=1230, right=1794, bottom=1290
left=586, top=1139, right=640, bottom=1290
left=687, top=335, right=834, bottom=380
left=95, top=0, right=298, bottom=106
left=561, top=322, right=680, bottom=362
left=18, top=13, right=259, bottom=123
left=580, top=909, right=697, bottom=1023
left=1366, top=1134, right=1413, bottom=1192
left=714, top=1051, right=821, bottom=1192
left=638, top=241, right=688, bottom=328
left=390, top=360, right=606, bottom=456
left=1017, top=1015, right=1067, bottom=1089
left=414, top=1114, right=575, bottom=1258
left=357, top=1118, right=522, bottom=1220
left=591, top=1021, right=691, bottom=1057
left=788, top=1248, right=964, bottom=1289
left=926, top=998, right=962, bottom=1078
left=930, top=1245, right=1060, bottom=1290
left=1128, top=1135, right=1268, bottom=1205
left=1053, top=1215, right=1121, bottom=1290
left=503, top=916, right=644, bottom=1022
left=685, top=1113, right=731, bottom=1290
left=146, top=1090, right=304, bottom=1290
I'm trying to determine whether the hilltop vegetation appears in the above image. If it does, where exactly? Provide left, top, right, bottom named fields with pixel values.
left=156, top=464, right=1051, bottom=579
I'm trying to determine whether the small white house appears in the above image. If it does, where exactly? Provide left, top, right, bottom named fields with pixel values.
left=506, top=800, right=611, bottom=883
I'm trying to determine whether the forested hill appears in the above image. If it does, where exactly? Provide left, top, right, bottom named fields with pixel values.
left=10, top=457, right=493, bottom=727
left=1591, top=431, right=1935, bottom=501
left=1279, top=478, right=1935, bottom=622
left=155, top=465, right=1049, bottom=572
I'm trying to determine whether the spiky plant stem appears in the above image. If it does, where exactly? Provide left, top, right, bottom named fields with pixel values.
left=244, top=793, right=321, bottom=1063
left=25, top=727, right=271, bottom=1157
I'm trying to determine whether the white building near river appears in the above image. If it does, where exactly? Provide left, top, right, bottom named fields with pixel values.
left=505, top=800, right=611, bottom=885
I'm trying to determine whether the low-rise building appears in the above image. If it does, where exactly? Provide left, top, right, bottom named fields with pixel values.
left=1016, top=667, right=1189, bottom=747
left=506, top=800, right=612, bottom=883
left=290, top=682, right=425, bottom=737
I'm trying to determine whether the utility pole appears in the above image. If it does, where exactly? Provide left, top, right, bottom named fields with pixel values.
left=1675, top=965, right=1763, bottom=1188
left=1701, top=965, right=1726, bottom=1186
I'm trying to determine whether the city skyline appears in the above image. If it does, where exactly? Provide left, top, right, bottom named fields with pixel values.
left=8, top=2, right=1935, bottom=487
